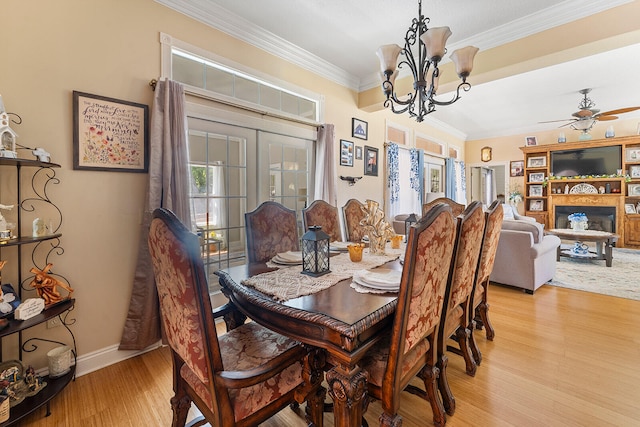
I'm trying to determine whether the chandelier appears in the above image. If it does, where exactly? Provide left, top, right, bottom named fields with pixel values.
left=376, top=0, right=479, bottom=122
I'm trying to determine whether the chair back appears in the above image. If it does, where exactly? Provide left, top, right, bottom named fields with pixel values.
left=475, top=200, right=504, bottom=287
left=148, top=208, right=222, bottom=408
left=423, top=197, right=465, bottom=218
left=342, top=198, right=366, bottom=242
left=245, top=201, right=299, bottom=263
left=382, top=204, right=457, bottom=403
left=302, top=200, right=342, bottom=242
left=444, top=201, right=485, bottom=313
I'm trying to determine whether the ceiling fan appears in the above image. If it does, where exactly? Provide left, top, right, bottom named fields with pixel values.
left=541, top=88, right=640, bottom=139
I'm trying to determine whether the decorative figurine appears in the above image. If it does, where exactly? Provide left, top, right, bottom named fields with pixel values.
left=0, top=204, right=14, bottom=235
left=29, top=263, right=74, bottom=306
left=32, top=147, right=51, bottom=162
left=32, top=218, right=46, bottom=237
left=0, top=96, right=18, bottom=159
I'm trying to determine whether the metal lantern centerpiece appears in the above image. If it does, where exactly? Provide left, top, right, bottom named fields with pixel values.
left=301, top=226, right=331, bottom=277
left=404, top=213, right=418, bottom=242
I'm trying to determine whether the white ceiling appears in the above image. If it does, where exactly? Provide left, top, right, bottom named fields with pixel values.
left=157, top=0, right=640, bottom=140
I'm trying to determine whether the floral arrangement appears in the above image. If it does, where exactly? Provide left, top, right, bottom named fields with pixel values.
left=567, top=213, right=588, bottom=223
left=359, top=200, right=394, bottom=254
left=508, top=188, right=523, bottom=204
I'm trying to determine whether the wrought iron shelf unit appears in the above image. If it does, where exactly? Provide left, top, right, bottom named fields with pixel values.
left=0, top=157, right=75, bottom=425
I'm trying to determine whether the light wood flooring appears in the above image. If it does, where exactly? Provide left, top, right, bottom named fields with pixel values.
left=20, top=283, right=640, bottom=426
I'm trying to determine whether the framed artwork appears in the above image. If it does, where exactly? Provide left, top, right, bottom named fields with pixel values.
left=73, top=91, right=149, bottom=172
left=364, top=146, right=378, bottom=176
left=529, top=172, right=545, bottom=183
left=340, top=139, right=354, bottom=167
left=525, top=136, right=538, bottom=146
left=527, top=156, right=546, bottom=168
left=481, top=146, right=492, bottom=162
left=628, top=184, right=640, bottom=196
left=529, top=185, right=543, bottom=197
left=510, top=160, right=524, bottom=177
left=352, top=118, right=368, bottom=140
left=355, top=145, right=363, bottom=160
left=626, top=148, right=640, bottom=162
left=625, top=203, right=637, bottom=214
left=630, top=165, right=640, bottom=178
left=529, top=199, right=543, bottom=211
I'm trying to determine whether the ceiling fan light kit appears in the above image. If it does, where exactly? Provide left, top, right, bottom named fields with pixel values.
left=543, top=88, right=640, bottom=140
left=376, top=0, right=478, bottom=122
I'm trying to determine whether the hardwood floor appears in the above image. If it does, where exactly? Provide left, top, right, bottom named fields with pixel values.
left=20, top=283, right=640, bottom=426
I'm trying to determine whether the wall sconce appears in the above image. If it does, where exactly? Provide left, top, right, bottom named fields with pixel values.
left=339, top=176, right=362, bottom=186
left=301, top=226, right=330, bottom=277
left=481, top=146, right=492, bottom=162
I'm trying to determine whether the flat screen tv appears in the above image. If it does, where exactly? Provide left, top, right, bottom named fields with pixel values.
left=550, top=145, right=621, bottom=177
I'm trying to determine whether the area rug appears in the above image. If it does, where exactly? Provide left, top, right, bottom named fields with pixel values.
left=548, top=246, right=640, bottom=301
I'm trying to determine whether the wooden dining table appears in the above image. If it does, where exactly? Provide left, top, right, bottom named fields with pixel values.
left=216, top=258, right=401, bottom=427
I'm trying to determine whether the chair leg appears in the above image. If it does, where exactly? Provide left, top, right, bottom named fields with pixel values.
left=170, top=392, right=191, bottom=427
left=468, top=321, right=482, bottom=366
left=420, top=365, right=447, bottom=427
left=453, top=326, right=477, bottom=377
left=477, top=301, right=495, bottom=341
left=437, top=354, right=456, bottom=416
left=305, top=386, right=326, bottom=427
left=379, top=411, right=403, bottom=427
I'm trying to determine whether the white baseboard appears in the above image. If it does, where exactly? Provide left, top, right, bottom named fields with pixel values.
left=74, top=341, right=163, bottom=377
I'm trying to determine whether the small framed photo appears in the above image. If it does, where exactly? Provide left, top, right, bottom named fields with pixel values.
left=525, top=136, right=538, bottom=146
left=510, top=160, right=524, bottom=177
left=628, top=184, right=640, bottom=196
left=527, top=156, right=546, bottom=168
left=364, top=145, right=378, bottom=176
left=626, top=148, right=640, bottom=162
left=529, top=199, right=543, bottom=211
left=352, top=118, right=368, bottom=140
left=340, top=139, right=354, bottom=167
left=630, top=165, right=640, bottom=178
left=529, top=172, right=545, bottom=183
left=529, top=185, right=543, bottom=197
left=355, top=145, right=363, bottom=160
left=625, top=203, right=637, bottom=214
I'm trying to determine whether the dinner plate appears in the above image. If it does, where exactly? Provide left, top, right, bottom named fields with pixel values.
left=272, top=251, right=303, bottom=265
left=353, top=268, right=402, bottom=290
left=352, top=276, right=400, bottom=292
left=330, top=241, right=350, bottom=252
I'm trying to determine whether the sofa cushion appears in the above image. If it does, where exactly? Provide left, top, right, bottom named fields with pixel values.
left=502, top=204, right=515, bottom=220
left=501, top=219, right=544, bottom=244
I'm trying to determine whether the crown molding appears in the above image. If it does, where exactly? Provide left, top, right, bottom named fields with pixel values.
left=155, top=0, right=360, bottom=90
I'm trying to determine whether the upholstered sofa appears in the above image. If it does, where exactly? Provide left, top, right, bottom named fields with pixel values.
left=490, top=217, right=561, bottom=294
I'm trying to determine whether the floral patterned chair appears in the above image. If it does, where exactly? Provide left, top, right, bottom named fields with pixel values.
left=422, top=197, right=465, bottom=218
left=245, top=201, right=299, bottom=264
left=437, top=201, right=485, bottom=415
left=148, top=208, right=325, bottom=427
left=341, top=198, right=366, bottom=242
left=469, top=199, right=504, bottom=364
left=360, top=204, right=457, bottom=427
left=302, top=200, right=342, bottom=242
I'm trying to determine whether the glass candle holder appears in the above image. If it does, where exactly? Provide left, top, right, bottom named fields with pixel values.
left=347, top=243, right=363, bottom=262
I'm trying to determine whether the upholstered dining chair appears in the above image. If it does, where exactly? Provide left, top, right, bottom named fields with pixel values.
left=469, top=199, right=504, bottom=365
left=342, top=198, right=366, bottom=242
left=422, top=197, right=465, bottom=218
left=302, top=200, right=342, bottom=242
left=437, top=201, right=485, bottom=415
left=245, top=201, right=299, bottom=264
left=360, top=204, right=457, bottom=427
left=148, top=208, right=325, bottom=427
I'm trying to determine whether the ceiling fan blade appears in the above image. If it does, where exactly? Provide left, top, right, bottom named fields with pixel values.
left=598, top=106, right=640, bottom=116
left=596, top=115, right=618, bottom=121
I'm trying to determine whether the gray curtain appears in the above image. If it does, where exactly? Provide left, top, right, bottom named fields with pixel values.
left=313, top=124, right=337, bottom=204
left=119, top=79, right=191, bottom=350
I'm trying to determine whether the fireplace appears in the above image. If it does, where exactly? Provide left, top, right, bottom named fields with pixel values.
left=555, top=206, right=616, bottom=232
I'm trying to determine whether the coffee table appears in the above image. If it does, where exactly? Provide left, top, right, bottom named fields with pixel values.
left=546, top=229, right=619, bottom=267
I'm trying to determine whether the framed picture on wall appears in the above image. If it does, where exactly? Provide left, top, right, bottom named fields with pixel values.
left=529, top=199, right=543, bottom=211
left=525, top=136, right=538, bottom=146
left=364, top=146, right=378, bottom=176
left=340, top=139, right=354, bottom=167
left=355, top=145, right=363, bottom=160
left=510, top=160, right=524, bottom=177
left=352, top=118, right=368, bottom=140
left=72, top=91, right=149, bottom=172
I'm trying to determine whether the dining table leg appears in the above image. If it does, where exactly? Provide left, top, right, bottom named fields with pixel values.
left=326, top=365, right=368, bottom=427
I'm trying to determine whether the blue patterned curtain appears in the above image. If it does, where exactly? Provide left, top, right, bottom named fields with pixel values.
left=387, top=143, right=399, bottom=203
left=445, top=158, right=467, bottom=204
left=445, top=157, right=456, bottom=200
left=410, top=148, right=423, bottom=206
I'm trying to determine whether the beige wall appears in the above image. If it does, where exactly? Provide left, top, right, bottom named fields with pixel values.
left=1, top=0, right=465, bottom=369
